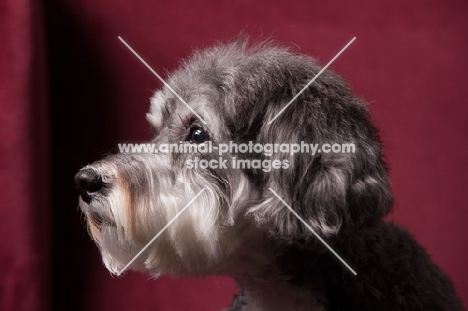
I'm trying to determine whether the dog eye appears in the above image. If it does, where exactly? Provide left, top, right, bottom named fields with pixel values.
left=189, top=127, right=206, bottom=144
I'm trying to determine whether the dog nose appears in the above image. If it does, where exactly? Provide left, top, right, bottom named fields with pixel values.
left=74, top=168, right=103, bottom=203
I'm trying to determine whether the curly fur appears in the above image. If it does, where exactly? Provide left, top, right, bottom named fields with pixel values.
left=75, top=38, right=464, bottom=310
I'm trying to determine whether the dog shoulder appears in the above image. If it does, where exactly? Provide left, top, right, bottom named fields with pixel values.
left=323, top=222, right=465, bottom=310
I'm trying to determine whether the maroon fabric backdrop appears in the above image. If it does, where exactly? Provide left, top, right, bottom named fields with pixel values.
left=0, top=0, right=49, bottom=310
left=1, top=0, right=467, bottom=310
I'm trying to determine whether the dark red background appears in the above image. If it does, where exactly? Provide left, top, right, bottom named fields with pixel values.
left=1, top=0, right=467, bottom=310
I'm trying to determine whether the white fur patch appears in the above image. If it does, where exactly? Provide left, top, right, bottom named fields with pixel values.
left=146, top=91, right=165, bottom=130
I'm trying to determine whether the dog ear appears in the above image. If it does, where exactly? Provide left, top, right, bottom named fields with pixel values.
left=248, top=69, right=393, bottom=240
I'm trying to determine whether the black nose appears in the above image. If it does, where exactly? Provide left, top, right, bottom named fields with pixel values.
left=74, top=168, right=103, bottom=203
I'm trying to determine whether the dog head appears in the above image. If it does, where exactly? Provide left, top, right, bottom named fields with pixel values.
left=75, top=39, right=393, bottom=277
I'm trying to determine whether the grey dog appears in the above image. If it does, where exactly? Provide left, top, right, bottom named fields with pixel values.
left=75, top=38, right=464, bottom=310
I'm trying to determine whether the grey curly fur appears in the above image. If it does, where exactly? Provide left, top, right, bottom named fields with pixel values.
left=174, top=38, right=463, bottom=310
left=77, top=37, right=464, bottom=310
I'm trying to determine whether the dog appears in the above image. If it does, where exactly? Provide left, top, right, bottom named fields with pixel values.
left=75, top=38, right=464, bottom=310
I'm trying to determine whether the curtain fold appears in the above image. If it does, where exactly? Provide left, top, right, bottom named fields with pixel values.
left=0, top=0, right=49, bottom=310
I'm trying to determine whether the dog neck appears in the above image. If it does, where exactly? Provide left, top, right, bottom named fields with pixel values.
left=231, top=275, right=325, bottom=311
left=223, top=232, right=326, bottom=310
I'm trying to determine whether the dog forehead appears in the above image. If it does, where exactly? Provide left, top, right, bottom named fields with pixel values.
left=147, top=42, right=297, bottom=136
left=147, top=88, right=226, bottom=139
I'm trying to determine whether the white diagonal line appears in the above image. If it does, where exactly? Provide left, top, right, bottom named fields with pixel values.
left=117, top=188, right=207, bottom=276
left=268, top=37, right=356, bottom=124
left=268, top=188, right=357, bottom=275
left=118, top=36, right=207, bottom=124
